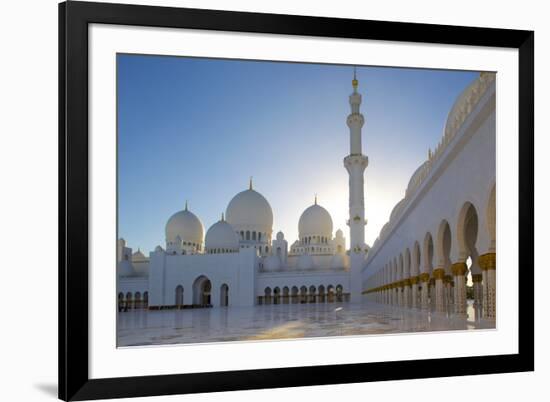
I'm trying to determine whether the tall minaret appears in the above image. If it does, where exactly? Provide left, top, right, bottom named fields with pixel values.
left=344, top=68, right=368, bottom=303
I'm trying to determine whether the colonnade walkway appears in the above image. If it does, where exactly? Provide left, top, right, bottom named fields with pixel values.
left=117, top=300, right=494, bottom=347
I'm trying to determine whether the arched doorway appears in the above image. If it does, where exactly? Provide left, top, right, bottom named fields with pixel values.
left=458, top=202, right=480, bottom=316
left=336, top=285, right=343, bottom=302
left=125, top=292, right=133, bottom=310
left=291, top=286, right=299, bottom=304
left=193, top=276, right=212, bottom=307
left=220, top=284, right=229, bottom=307
left=143, top=291, right=149, bottom=308
left=318, top=285, right=326, bottom=303
left=422, top=233, right=434, bottom=309
left=283, top=286, right=290, bottom=304
left=264, top=287, right=272, bottom=305
left=273, top=287, right=280, bottom=305
left=327, top=285, right=335, bottom=303
left=118, top=292, right=124, bottom=312
left=175, top=285, right=184, bottom=308
left=309, top=286, right=316, bottom=303
left=436, top=220, right=452, bottom=311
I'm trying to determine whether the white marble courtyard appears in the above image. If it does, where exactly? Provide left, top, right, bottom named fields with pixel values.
left=117, top=301, right=495, bottom=347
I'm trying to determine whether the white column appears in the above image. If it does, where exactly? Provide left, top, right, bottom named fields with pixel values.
left=411, top=277, right=418, bottom=308
left=420, top=274, right=430, bottom=310
left=473, top=274, right=483, bottom=308
left=480, top=253, right=496, bottom=319
left=452, top=262, right=467, bottom=315
left=397, top=284, right=402, bottom=307
left=433, top=268, right=445, bottom=312
left=403, top=281, right=410, bottom=308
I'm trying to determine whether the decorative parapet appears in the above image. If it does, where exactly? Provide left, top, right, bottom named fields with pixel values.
left=366, top=72, right=496, bottom=263
left=405, top=72, right=495, bottom=198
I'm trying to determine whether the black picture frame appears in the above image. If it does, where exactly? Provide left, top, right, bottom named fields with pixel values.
left=59, top=1, right=534, bottom=400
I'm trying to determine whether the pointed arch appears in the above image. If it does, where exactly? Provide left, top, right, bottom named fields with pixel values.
left=422, top=232, right=434, bottom=273
left=486, top=184, right=496, bottom=251
left=220, top=283, right=229, bottom=307
left=404, top=248, right=411, bottom=278
left=175, top=285, right=184, bottom=307
left=436, top=220, right=452, bottom=270
left=193, top=275, right=212, bottom=306
left=412, top=241, right=421, bottom=276
left=457, top=202, right=480, bottom=263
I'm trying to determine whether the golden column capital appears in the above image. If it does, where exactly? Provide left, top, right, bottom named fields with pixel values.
left=432, top=268, right=445, bottom=280
left=410, top=276, right=419, bottom=285
left=419, top=273, right=430, bottom=283
left=478, top=252, right=496, bottom=271
left=451, top=262, right=468, bottom=276
left=472, top=274, right=483, bottom=283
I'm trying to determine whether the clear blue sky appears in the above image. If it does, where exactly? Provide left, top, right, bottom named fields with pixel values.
left=117, top=54, right=478, bottom=253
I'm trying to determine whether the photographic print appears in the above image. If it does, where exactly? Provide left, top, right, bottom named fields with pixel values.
left=116, top=55, right=496, bottom=347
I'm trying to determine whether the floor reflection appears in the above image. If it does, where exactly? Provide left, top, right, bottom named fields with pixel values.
left=117, top=301, right=495, bottom=347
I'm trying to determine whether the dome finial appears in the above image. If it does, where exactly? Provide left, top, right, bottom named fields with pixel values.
left=314, top=193, right=318, bottom=205
left=185, top=200, right=188, bottom=211
left=221, top=212, right=225, bottom=221
left=249, top=176, right=253, bottom=190
left=352, top=66, right=358, bottom=92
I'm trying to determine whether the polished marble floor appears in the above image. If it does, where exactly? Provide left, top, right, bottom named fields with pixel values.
left=117, top=300, right=495, bottom=347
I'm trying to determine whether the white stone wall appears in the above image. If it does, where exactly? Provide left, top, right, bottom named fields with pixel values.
left=147, top=247, right=257, bottom=308
left=362, top=77, right=496, bottom=294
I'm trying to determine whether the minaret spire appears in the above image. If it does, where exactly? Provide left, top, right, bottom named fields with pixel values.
left=344, top=66, right=369, bottom=303
left=348, top=68, right=364, bottom=154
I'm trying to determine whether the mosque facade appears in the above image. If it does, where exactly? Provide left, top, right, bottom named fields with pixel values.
left=117, top=70, right=496, bottom=320
left=117, top=72, right=369, bottom=310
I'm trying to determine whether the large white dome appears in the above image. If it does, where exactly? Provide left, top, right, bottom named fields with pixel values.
left=226, top=186, right=273, bottom=232
left=298, top=202, right=333, bottom=238
left=205, top=217, right=239, bottom=253
left=165, top=206, right=204, bottom=245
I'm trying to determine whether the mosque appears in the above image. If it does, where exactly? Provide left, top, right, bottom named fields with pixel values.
left=118, top=69, right=497, bottom=321
left=117, top=70, right=368, bottom=310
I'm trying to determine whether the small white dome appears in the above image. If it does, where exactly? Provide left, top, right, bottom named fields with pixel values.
left=335, top=229, right=343, bottom=238
left=276, top=231, right=284, bottom=241
left=226, top=186, right=273, bottom=232
left=132, top=249, right=146, bottom=261
left=297, top=254, right=315, bottom=270
left=165, top=206, right=204, bottom=245
left=264, top=255, right=281, bottom=271
left=117, top=259, right=135, bottom=277
left=330, top=254, right=347, bottom=269
left=155, top=245, right=164, bottom=252
left=205, top=218, right=239, bottom=252
left=298, top=202, right=333, bottom=238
